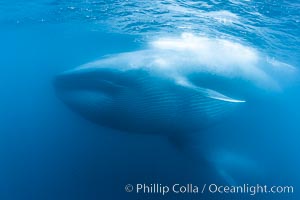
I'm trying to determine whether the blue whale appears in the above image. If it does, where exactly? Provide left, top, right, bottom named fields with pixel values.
left=54, top=66, right=243, bottom=136
left=54, top=34, right=296, bottom=184
left=54, top=34, right=295, bottom=137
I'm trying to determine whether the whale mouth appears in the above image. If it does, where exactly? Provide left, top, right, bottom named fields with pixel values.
left=53, top=68, right=127, bottom=111
left=54, top=68, right=128, bottom=94
left=53, top=67, right=143, bottom=116
left=53, top=67, right=138, bottom=122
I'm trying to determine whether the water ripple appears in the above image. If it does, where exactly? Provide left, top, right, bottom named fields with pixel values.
left=0, top=0, right=299, bottom=63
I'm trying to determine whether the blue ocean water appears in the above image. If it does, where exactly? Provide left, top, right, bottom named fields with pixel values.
left=0, top=0, right=299, bottom=199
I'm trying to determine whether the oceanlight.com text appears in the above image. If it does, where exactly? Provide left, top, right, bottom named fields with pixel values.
left=124, top=183, right=294, bottom=196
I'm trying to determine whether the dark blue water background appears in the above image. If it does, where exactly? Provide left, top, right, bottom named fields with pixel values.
left=0, top=0, right=299, bottom=199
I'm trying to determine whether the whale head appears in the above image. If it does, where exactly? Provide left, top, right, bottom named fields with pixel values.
left=54, top=67, right=142, bottom=130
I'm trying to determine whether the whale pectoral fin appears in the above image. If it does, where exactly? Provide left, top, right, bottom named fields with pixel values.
left=174, top=77, right=246, bottom=121
left=175, top=76, right=246, bottom=103
left=197, top=87, right=246, bottom=103
left=195, top=85, right=246, bottom=119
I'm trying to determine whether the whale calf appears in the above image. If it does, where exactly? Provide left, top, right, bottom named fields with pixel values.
left=54, top=34, right=295, bottom=137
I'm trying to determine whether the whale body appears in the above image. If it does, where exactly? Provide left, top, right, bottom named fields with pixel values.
left=54, top=34, right=295, bottom=136
left=54, top=34, right=297, bottom=185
